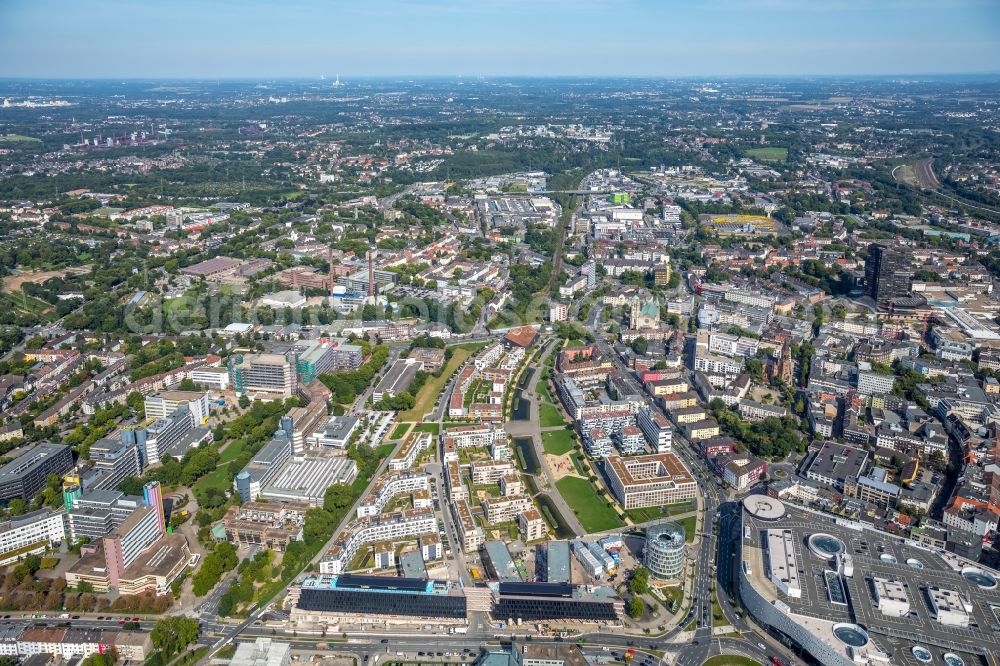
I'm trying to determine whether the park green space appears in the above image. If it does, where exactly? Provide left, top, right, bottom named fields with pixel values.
left=554, top=476, right=623, bottom=532
left=538, top=402, right=566, bottom=427
left=0, top=134, right=41, bottom=143
left=535, top=380, right=555, bottom=403
left=541, top=429, right=575, bottom=455
left=0, top=292, right=57, bottom=322
left=398, top=342, right=485, bottom=421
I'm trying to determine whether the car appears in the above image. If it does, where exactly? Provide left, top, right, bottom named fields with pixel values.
left=118, top=619, right=125, bottom=625
left=132, top=617, right=139, bottom=622
left=97, top=616, right=105, bottom=620
left=380, top=640, right=389, bottom=644
left=71, top=615, right=80, bottom=620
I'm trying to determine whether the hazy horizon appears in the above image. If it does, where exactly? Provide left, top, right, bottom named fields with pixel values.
left=2, top=0, right=999, bottom=79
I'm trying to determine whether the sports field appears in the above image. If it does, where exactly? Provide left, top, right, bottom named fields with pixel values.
left=744, top=146, right=787, bottom=162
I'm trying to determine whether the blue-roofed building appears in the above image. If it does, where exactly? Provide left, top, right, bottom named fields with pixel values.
left=290, top=574, right=468, bottom=624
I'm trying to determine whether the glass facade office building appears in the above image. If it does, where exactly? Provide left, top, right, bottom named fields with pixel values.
left=296, top=575, right=467, bottom=619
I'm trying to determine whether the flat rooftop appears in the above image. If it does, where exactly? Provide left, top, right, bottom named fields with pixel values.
left=740, top=495, right=1000, bottom=663
left=605, top=452, right=695, bottom=488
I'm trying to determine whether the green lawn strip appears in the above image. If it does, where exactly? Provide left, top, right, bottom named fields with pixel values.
left=399, top=343, right=485, bottom=421
left=541, top=429, right=575, bottom=455
left=554, top=476, right=623, bottom=533
left=712, top=592, right=727, bottom=626
left=412, top=422, right=440, bottom=435
left=218, top=439, right=245, bottom=464
left=626, top=501, right=695, bottom=524
left=390, top=422, right=412, bottom=439
left=678, top=515, right=697, bottom=542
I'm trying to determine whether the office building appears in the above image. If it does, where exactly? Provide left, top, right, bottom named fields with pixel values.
left=221, top=502, right=308, bottom=552
left=0, top=509, right=66, bottom=566
left=229, top=352, right=296, bottom=398
left=310, top=415, right=359, bottom=449
left=865, top=243, right=912, bottom=306
left=0, top=442, right=74, bottom=502
left=493, top=582, right=623, bottom=623
left=67, top=489, right=146, bottom=541
left=644, top=521, right=685, bottom=580
left=229, top=639, right=291, bottom=666
left=144, top=390, right=210, bottom=424
left=234, top=431, right=293, bottom=502
left=189, top=366, right=230, bottom=390
left=603, top=453, right=697, bottom=510
left=65, top=482, right=185, bottom=595
left=805, top=441, right=869, bottom=491
left=66, top=531, right=190, bottom=596
left=291, top=574, right=468, bottom=625
left=122, top=406, right=195, bottom=466
left=82, top=438, right=143, bottom=492
left=288, top=339, right=363, bottom=383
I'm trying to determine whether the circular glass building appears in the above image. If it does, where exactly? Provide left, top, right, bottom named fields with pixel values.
left=645, top=521, right=686, bottom=580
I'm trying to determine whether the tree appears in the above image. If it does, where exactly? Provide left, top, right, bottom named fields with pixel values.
left=628, top=596, right=644, bottom=619
left=323, top=484, right=354, bottom=513
left=151, top=617, right=200, bottom=658
left=630, top=336, right=648, bottom=356
left=238, top=394, right=251, bottom=409
left=7, top=498, right=26, bottom=516
left=118, top=476, right=144, bottom=496
left=629, top=566, right=650, bottom=595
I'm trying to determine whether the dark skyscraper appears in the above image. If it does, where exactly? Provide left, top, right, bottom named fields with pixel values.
left=865, top=243, right=912, bottom=306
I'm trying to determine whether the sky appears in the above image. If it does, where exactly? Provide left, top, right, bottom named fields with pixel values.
left=1, top=0, right=999, bottom=78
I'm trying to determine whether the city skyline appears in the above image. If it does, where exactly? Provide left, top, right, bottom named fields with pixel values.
left=1, top=0, right=999, bottom=78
